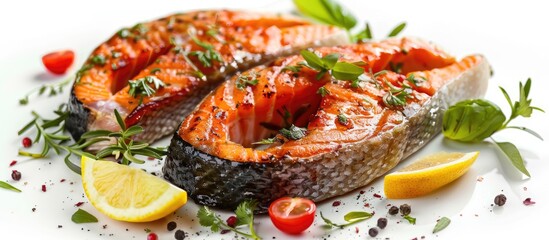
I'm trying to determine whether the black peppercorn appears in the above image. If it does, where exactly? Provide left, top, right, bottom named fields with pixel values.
left=400, top=204, right=411, bottom=215
left=167, top=221, right=177, bottom=231
left=175, top=230, right=185, bottom=240
left=11, top=170, right=21, bottom=181
left=368, top=227, right=379, bottom=237
left=388, top=206, right=399, bottom=215
left=377, top=217, right=388, bottom=229
left=494, top=194, right=507, bottom=206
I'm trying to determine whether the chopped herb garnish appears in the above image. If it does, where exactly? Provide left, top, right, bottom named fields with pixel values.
left=282, top=65, right=302, bottom=73
left=279, top=124, right=307, bottom=140
left=388, top=22, right=407, bottom=37
left=0, top=181, right=21, bottom=193
left=252, top=137, right=277, bottom=145
left=71, top=209, right=98, bottom=223
left=407, top=73, right=426, bottom=87
left=300, top=50, right=364, bottom=85
left=389, top=62, right=403, bottom=73
left=382, top=78, right=412, bottom=108
left=91, top=55, right=106, bottom=66
left=337, top=113, right=348, bottom=124
left=198, top=200, right=260, bottom=240
left=320, top=211, right=373, bottom=229
left=433, top=217, right=451, bottom=233
left=150, top=68, right=161, bottom=74
left=403, top=215, right=416, bottom=225
left=128, top=76, right=166, bottom=99
left=235, top=72, right=259, bottom=90
left=189, top=35, right=223, bottom=68
left=118, top=29, right=130, bottom=38
left=317, top=86, right=330, bottom=97
left=111, top=51, right=121, bottom=58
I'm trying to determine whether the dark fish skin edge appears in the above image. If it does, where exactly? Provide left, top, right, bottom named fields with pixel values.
left=162, top=55, right=490, bottom=213
left=66, top=87, right=90, bottom=141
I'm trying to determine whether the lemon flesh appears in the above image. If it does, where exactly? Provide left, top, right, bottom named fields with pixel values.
left=384, top=151, right=479, bottom=199
left=81, top=156, right=187, bottom=222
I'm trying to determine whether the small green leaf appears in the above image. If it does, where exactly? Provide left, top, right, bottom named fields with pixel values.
left=300, top=50, right=325, bottom=71
left=331, top=62, right=364, bottom=80
left=317, top=86, right=330, bottom=97
left=322, top=53, right=340, bottom=69
left=71, top=209, right=98, bottom=223
left=252, top=137, right=276, bottom=145
left=235, top=200, right=257, bottom=226
left=433, top=217, right=451, bottom=233
left=388, top=22, right=407, bottom=37
left=197, top=206, right=219, bottom=230
left=493, top=141, right=530, bottom=177
left=337, top=113, right=348, bottom=124
left=403, top=215, right=416, bottom=225
left=293, top=0, right=357, bottom=30
left=279, top=125, right=307, bottom=140
left=343, top=211, right=372, bottom=222
left=114, top=109, right=126, bottom=131
left=0, top=181, right=22, bottom=193
left=64, top=155, right=82, bottom=175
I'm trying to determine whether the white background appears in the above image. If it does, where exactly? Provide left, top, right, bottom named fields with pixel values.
left=1, top=0, right=548, bottom=239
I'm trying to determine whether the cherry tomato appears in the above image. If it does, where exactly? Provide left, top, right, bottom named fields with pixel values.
left=268, top=197, right=316, bottom=234
left=42, top=50, right=75, bottom=74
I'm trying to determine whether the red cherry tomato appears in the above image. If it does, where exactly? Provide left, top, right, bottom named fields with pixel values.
left=268, top=197, right=316, bottom=234
left=42, top=50, right=75, bottom=74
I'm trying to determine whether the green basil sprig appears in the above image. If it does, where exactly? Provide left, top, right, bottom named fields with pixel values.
left=442, top=79, right=544, bottom=177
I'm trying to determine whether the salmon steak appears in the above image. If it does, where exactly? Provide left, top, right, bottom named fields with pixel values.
left=65, top=10, right=348, bottom=142
left=162, top=37, right=491, bottom=212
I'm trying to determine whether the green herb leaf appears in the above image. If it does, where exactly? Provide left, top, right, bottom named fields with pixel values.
left=505, top=126, right=543, bottom=140
left=320, top=211, right=373, bottom=229
left=128, top=76, right=166, bottom=99
left=282, top=65, right=302, bottom=73
left=279, top=125, right=307, bottom=140
left=0, top=181, right=22, bottom=193
left=91, top=55, right=106, bottom=66
left=189, top=35, right=223, bottom=68
left=197, top=202, right=260, bottom=239
left=493, top=141, right=530, bottom=177
left=300, top=50, right=325, bottom=71
left=337, top=113, right=348, bottom=124
left=388, top=22, right=407, bottom=37
left=353, top=22, right=373, bottom=42
left=71, top=209, right=98, bottom=223
left=403, top=215, right=416, bottom=225
left=317, top=86, right=330, bottom=97
left=433, top=217, right=451, bottom=233
left=331, top=62, right=364, bottom=80
left=197, top=206, right=220, bottom=232
left=293, top=0, right=357, bottom=30
left=236, top=72, right=259, bottom=90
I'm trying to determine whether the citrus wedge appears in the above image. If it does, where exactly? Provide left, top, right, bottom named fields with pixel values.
left=81, top=156, right=187, bottom=222
left=384, top=151, right=479, bottom=199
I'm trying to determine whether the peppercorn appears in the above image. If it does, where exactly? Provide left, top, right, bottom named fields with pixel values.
left=400, top=204, right=411, bottom=215
left=167, top=221, right=177, bottom=231
left=377, top=217, right=388, bottom=229
left=226, top=216, right=237, bottom=228
left=22, top=137, right=32, bottom=148
left=494, top=194, right=507, bottom=206
left=11, top=170, right=21, bottom=181
left=388, top=206, right=399, bottom=215
left=368, top=227, right=379, bottom=237
left=174, top=230, right=185, bottom=240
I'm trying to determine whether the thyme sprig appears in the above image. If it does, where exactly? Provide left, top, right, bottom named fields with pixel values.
left=128, top=76, right=166, bottom=101
left=18, top=105, right=167, bottom=174
left=19, top=77, right=72, bottom=105
left=189, top=35, right=223, bottom=68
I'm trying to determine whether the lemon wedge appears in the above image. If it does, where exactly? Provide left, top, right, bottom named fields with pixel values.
left=81, top=156, right=187, bottom=222
left=384, top=151, right=479, bottom=199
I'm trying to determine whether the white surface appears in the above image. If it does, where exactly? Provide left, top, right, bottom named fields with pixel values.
left=1, top=0, right=548, bottom=239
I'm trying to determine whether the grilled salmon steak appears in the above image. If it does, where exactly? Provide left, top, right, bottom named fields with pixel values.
left=66, top=10, right=348, bottom=142
left=163, top=37, right=490, bottom=212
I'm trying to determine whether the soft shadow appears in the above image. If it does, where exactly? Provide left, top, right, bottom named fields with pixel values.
left=34, top=72, right=61, bottom=82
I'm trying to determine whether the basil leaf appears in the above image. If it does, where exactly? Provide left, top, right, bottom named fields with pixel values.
left=71, top=209, right=98, bottom=223
left=343, top=211, right=372, bottom=222
left=293, top=0, right=356, bottom=30
left=322, top=53, right=340, bottom=69
left=332, top=62, right=364, bottom=80
left=433, top=217, right=451, bottom=233
left=0, top=181, right=22, bottom=192
left=388, top=22, right=406, bottom=37
left=300, top=50, right=324, bottom=70
left=493, top=141, right=530, bottom=177
left=442, top=99, right=506, bottom=142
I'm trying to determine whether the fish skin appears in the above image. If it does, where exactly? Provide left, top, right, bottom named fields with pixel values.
left=162, top=37, right=491, bottom=212
left=65, top=10, right=349, bottom=142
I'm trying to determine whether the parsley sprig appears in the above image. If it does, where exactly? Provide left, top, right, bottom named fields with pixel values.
left=320, top=211, right=373, bottom=229
left=198, top=200, right=261, bottom=240
left=18, top=105, right=167, bottom=174
left=293, top=0, right=406, bottom=42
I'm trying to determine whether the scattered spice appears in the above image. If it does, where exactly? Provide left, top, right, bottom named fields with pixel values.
left=355, top=226, right=359, bottom=233
left=58, top=225, right=63, bottom=228
left=388, top=206, right=399, bottom=215
left=9, top=160, right=17, bottom=166
left=523, top=198, right=536, bottom=206
left=32, top=207, right=36, bottom=212
left=373, top=193, right=382, bottom=198
left=41, top=184, right=47, bottom=192
left=494, top=194, right=507, bottom=206
left=175, top=229, right=186, bottom=240
left=226, top=215, right=237, bottom=228
left=477, top=176, right=484, bottom=182
left=60, top=179, right=66, bottom=183
left=377, top=218, right=388, bottom=229
left=22, top=137, right=32, bottom=148
left=75, top=202, right=84, bottom=207
left=368, top=227, right=379, bottom=237
left=332, top=201, right=341, bottom=207
left=400, top=204, right=411, bottom=215
left=167, top=221, right=177, bottom=231
left=11, top=170, right=22, bottom=181
left=147, top=232, right=158, bottom=240
left=220, top=229, right=230, bottom=234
